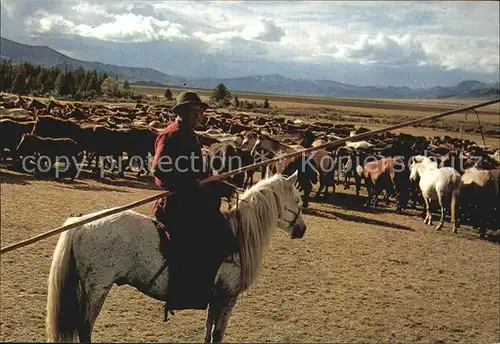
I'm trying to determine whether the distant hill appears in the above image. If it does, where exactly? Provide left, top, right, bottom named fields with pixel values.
left=1, top=37, right=498, bottom=99
left=185, top=75, right=500, bottom=99
left=0, top=37, right=187, bottom=85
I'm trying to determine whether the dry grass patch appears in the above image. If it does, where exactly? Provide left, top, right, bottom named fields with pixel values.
left=1, top=169, right=499, bottom=343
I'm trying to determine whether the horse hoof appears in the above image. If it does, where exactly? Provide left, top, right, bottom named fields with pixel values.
left=435, top=225, right=442, bottom=231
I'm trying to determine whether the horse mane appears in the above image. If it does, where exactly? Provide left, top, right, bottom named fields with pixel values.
left=230, top=173, right=286, bottom=291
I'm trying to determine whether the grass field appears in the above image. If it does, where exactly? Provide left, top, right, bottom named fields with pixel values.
left=1, top=169, right=499, bottom=343
left=130, top=84, right=500, bottom=118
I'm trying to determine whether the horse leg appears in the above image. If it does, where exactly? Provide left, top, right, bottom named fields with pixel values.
left=343, top=171, right=350, bottom=190
left=372, top=185, right=381, bottom=208
left=450, top=188, right=459, bottom=234
left=364, top=186, right=372, bottom=207
left=354, top=173, right=361, bottom=197
left=436, top=194, right=445, bottom=231
left=116, top=155, right=125, bottom=178
left=79, top=282, right=113, bottom=342
left=382, top=190, right=390, bottom=204
left=93, top=155, right=101, bottom=175
left=314, top=179, right=324, bottom=199
left=330, top=172, right=336, bottom=195
left=423, top=195, right=432, bottom=226
left=205, top=287, right=238, bottom=343
left=135, top=154, right=147, bottom=178
left=67, top=155, right=78, bottom=181
left=204, top=302, right=215, bottom=343
left=302, top=182, right=312, bottom=208
left=85, top=152, right=94, bottom=170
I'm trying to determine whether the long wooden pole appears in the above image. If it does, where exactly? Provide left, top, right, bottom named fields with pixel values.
left=1, top=98, right=499, bottom=255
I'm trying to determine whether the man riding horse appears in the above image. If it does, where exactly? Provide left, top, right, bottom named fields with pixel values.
left=151, top=91, right=237, bottom=311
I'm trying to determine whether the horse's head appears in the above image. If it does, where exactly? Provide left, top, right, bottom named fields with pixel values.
left=276, top=171, right=307, bottom=239
left=409, top=155, right=423, bottom=182
left=409, top=155, right=437, bottom=181
left=241, top=131, right=258, bottom=150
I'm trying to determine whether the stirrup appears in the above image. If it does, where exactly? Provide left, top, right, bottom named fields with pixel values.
left=162, top=303, right=175, bottom=322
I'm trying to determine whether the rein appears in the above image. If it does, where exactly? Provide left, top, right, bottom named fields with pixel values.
left=270, top=189, right=301, bottom=228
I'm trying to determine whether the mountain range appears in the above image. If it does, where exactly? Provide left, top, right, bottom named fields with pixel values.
left=1, top=37, right=499, bottom=99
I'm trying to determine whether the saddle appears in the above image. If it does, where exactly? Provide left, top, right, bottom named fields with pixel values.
left=151, top=211, right=239, bottom=320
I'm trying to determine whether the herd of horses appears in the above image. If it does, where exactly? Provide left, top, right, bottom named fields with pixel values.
left=232, top=129, right=500, bottom=239
left=1, top=95, right=500, bottom=240
left=2, top=94, right=500, bottom=343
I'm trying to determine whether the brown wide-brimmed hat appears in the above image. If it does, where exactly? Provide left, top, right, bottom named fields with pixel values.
left=172, top=91, right=209, bottom=115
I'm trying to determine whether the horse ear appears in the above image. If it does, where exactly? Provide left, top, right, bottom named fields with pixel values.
left=286, top=170, right=299, bottom=185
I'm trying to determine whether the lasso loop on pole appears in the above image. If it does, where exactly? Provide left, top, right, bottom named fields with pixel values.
left=464, top=109, right=487, bottom=148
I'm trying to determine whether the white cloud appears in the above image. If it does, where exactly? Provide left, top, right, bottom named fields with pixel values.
left=420, top=35, right=499, bottom=74
left=70, top=3, right=108, bottom=17
left=241, top=18, right=285, bottom=42
left=24, top=10, right=190, bottom=42
left=334, top=33, right=429, bottom=67
left=1, top=0, right=498, bottom=87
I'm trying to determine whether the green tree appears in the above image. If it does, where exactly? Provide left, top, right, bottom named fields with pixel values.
left=11, top=74, right=26, bottom=94
left=211, top=83, right=231, bottom=103
left=0, top=60, right=15, bottom=92
left=101, top=76, right=120, bottom=96
left=55, top=72, right=71, bottom=96
left=36, top=69, right=47, bottom=92
left=87, top=73, right=100, bottom=94
left=123, top=80, right=130, bottom=90
left=26, top=75, right=36, bottom=94
left=66, top=70, right=75, bottom=95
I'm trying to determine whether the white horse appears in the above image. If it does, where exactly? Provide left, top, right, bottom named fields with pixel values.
left=46, top=172, right=307, bottom=343
left=409, top=155, right=461, bottom=232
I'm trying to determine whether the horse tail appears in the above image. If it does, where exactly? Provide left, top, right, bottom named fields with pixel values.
left=46, top=229, right=80, bottom=342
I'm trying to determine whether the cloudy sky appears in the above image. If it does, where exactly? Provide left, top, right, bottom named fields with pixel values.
left=1, top=1, right=499, bottom=88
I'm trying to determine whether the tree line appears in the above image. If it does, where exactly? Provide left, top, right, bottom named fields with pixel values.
left=0, top=60, right=137, bottom=100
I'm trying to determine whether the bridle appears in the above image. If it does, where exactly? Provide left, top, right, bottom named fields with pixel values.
left=271, top=189, right=302, bottom=228
left=233, top=185, right=302, bottom=229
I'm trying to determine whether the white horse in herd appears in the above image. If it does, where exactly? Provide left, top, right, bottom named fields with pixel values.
left=46, top=172, right=306, bottom=343
left=409, top=155, right=462, bottom=233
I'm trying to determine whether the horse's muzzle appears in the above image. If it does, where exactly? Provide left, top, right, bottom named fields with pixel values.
left=291, top=223, right=306, bottom=239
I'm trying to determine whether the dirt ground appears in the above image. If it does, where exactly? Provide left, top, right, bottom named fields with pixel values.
left=1, top=168, right=499, bottom=343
